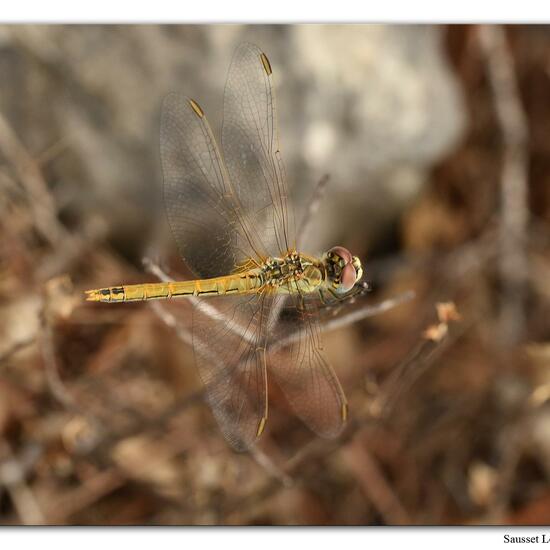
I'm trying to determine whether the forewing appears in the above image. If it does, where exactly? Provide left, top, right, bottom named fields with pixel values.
left=222, top=42, right=295, bottom=258
left=269, top=292, right=348, bottom=438
left=161, top=93, right=265, bottom=278
left=192, top=292, right=273, bottom=451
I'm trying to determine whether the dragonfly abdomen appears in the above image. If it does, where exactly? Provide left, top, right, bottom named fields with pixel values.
left=85, top=272, right=264, bottom=303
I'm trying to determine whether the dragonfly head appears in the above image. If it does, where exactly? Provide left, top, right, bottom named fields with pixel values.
left=324, top=246, right=364, bottom=295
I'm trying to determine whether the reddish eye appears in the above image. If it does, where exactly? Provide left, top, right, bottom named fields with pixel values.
left=340, top=263, right=356, bottom=292
left=328, top=246, right=352, bottom=264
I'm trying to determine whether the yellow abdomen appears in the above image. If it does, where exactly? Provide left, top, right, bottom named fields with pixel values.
left=85, top=271, right=263, bottom=303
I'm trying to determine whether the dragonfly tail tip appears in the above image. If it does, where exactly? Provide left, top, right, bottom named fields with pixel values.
left=84, top=289, right=101, bottom=302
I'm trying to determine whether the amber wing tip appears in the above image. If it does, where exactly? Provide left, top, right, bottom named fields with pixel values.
left=342, top=403, right=349, bottom=423
left=256, top=416, right=267, bottom=438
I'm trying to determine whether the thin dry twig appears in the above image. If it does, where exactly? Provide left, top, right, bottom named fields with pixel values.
left=144, top=256, right=413, bottom=354
left=36, top=134, right=73, bottom=167
left=0, top=338, right=34, bottom=366
left=486, top=422, right=526, bottom=523
left=39, top=315, right=78, bottom=412
left=478, top=25, right=530, bottom=346
left=297, top=173, right=329, bottom=249
left=39, top=276, right=90, bottom=416
left=46, top=468, right=125, bottom=525
left=0, top=109, right=113, bottom=282
left=272, top=290, right=415, bottom=352
left=377, top=302, right=466, bottom=419
left=344, top=431, right=411, bottom=525
left=225, top=302, right=463, bottom=521
left=0, top=442, right=45, bottom=525
left=143, top=256, right=256, bottom=345
left=0, top=111, right=65, bottom=246
left=250, top=447, right=293, bottom=487
left=318, top=289, right=413, bottom=334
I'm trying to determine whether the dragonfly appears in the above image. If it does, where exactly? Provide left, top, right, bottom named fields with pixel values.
left=85, top=43, right=365, bottom=451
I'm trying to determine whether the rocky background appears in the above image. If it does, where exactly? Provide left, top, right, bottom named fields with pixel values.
left=1, top=24, right=550, bottom=525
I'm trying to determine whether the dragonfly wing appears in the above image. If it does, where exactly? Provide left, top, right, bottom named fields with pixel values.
left=192, top=292, right=273, bottom=451
left=161, top=93, right=266, bottom=278
left=222, top=42, right=295, bottom=258
left=269, top=292, right=348, bottom=438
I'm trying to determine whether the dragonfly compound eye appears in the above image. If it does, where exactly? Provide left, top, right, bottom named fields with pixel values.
left=327, top=246, right=352, bottom=266
left=326, top=246, right=362, bottom=294
left=339, top=263, right=357, bottom=292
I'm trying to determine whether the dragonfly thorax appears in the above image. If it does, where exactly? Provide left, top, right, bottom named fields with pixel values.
left=262, top=252, right=323, bottom=293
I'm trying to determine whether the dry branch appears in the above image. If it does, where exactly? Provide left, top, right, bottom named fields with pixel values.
left=479, top=25, right=530, bottom=346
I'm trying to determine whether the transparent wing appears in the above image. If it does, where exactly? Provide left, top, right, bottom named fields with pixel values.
left=222, top=42, right=295, bottom=258
left=269, top=291, right=348, bottom=438
left=161, top=93, right=268, bottom=278
left=192, top=291, right=274, bottom=451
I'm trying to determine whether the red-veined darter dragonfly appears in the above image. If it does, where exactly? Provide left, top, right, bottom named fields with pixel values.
left=85, top=43, right=365, bottom=451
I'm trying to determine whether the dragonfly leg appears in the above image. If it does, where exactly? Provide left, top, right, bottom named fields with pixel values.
left=318, top=288, right=333, bottom=307
left=318, top=288, right=343, bottom=308
left=318, top=285, right=368, bottom=316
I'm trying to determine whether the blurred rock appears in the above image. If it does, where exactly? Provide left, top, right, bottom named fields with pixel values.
left=290, top=26, right=466, bottom=253
left=0, top=24, right=465, bottom=261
